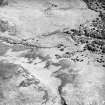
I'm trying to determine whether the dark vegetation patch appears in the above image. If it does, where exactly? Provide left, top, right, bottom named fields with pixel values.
left=0, top=0, right=8, bottom=6
left=57, top=44, right=66, bottom=52
left=94, top=53, right=105, bottom=66
left=79, top=18, right=105, bottom=40
left=0, top=18, right=17, bottom=36
left=0, top=19, right=8, bottom=32
left=82, top=0, right=105, bottom=12
left=0, top=61, right=17, bottom=80
left=86, top=40, right=105, bottom=53
left=63, top=17, right=105, bottom=54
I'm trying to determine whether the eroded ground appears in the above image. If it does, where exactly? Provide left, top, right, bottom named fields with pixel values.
left=0, top=0, right=105, bottom=105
